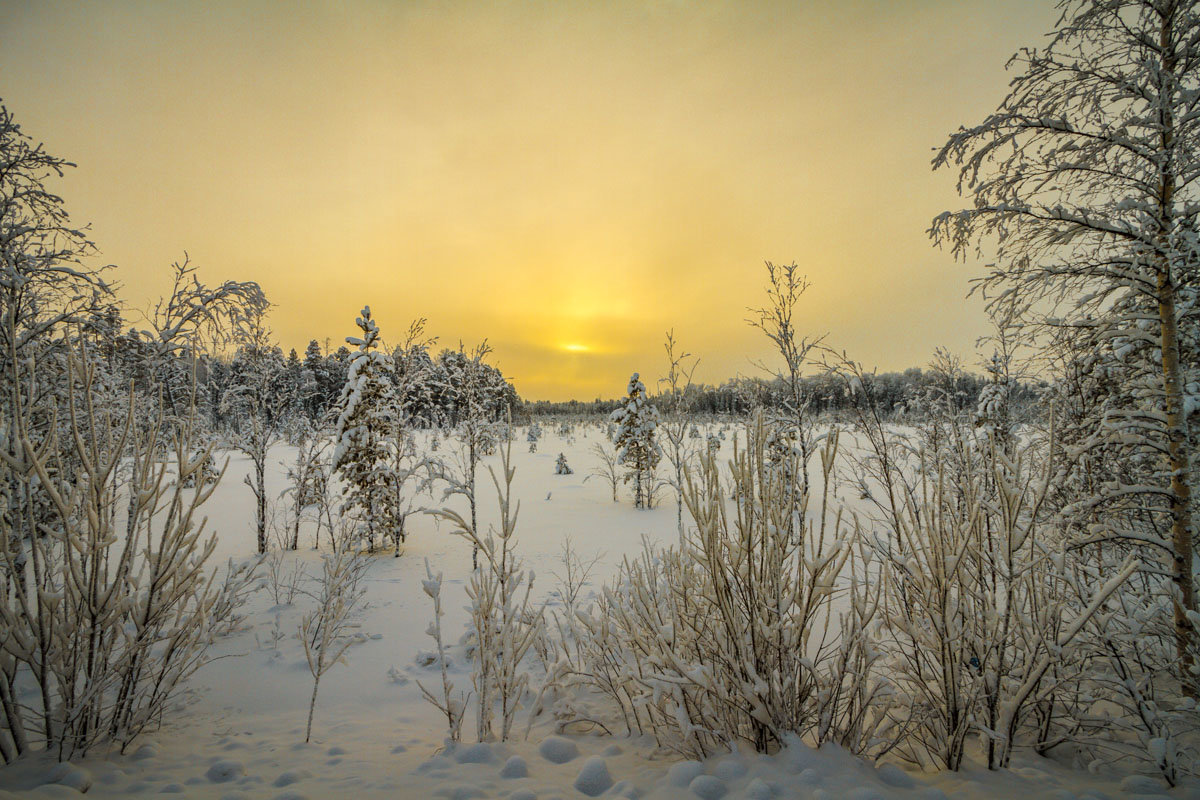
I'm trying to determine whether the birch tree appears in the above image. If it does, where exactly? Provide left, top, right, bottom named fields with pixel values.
left=932, top=0, right=1200, bottom=689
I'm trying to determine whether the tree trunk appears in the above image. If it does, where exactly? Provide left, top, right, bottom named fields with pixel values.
left=1155, top=3, right=1197, bottom=695
left=1158, top=272, right=1196, bottom=692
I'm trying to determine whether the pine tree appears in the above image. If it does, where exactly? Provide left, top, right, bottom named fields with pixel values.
left=333, top=306, right=399, bottom=552
left=611, top=372, right=661, bottom=508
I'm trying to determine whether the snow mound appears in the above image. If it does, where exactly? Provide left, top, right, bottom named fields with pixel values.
left=689, top=773, right=728, bottom=800
left=537, top=735, right=579, bottom=764
left=131, top=743, right=159, bottom=761
left=668, top=760, right=706, bottom=787
left=608, top=779, right=639, bottom=799
left=712, top=756, right=748, bottom=781
left=273, top=769, right=312, bottom=787
left=500, top=756, right=528, bottom=778
left=46, top=763, right=92, bottom=793
left=205, top=760, right=246, bottom=783
left=744, top=778, right=775, bottom=799
left=877, top=763, right=915, bottom=789
left=453, top=743, right=495, bottom=764
left=572, top=756, right=612, bottom=797
left=433, top=787, right=485, bottom=800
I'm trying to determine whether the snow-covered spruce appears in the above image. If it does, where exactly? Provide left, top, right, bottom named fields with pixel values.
left=333, top=306, right=401, bottom=553
left=609, top=372, right=661, bottom=509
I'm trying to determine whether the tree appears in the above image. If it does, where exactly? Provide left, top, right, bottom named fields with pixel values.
left=0, top=102, right=109, bottom=581
left=932, top=0, right=1199, bottom=690
left=658, top=330, right=699, bottom=547
left=434, top=342, right=502, bottom=569
left=611, top=373, right=660, bottom=509
left=333, top=306, right=399, bottom=552
left=300, top=534, right=367, bottom=743
left=748, top=262, right=825, bottom=540
left=221, top=305, right=284, bottom=554
left=141, top=257, right=267, bottom=425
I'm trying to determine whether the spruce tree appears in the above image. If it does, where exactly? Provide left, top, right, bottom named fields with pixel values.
left=611, top=372, right=661, bottom=508
left=333, top=306, right=399, bottom=552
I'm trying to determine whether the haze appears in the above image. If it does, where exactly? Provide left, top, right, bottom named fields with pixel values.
left=0, top=0, right=1055, bottom=400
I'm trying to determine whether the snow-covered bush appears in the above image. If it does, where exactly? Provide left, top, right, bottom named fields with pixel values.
left=557, top=414, right=891, bottom=759
left=589, top=441, right=621, bottom=502
left=417, top=559, right=466, bottom=743
left=0, top=352, right=242, bottom=761
left=527, top=421, right=542, bottom=453
left=555, top=453, right=573, bottom=475
left=431, top=433, right=544, bottom=742
left=300, top=534, right=368, bottom=743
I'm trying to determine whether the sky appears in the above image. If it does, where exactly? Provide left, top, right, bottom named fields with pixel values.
left=0, top=0, right=1058, bottom=401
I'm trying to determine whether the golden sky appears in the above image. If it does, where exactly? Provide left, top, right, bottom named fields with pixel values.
left=1, top=0, right=1055, bottom=400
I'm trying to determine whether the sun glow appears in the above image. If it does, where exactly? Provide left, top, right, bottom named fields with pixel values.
left=562, top=343, right=590, bottom=353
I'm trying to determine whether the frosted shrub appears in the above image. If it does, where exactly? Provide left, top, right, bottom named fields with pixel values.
left=560, top=414, right=892, bottom=759
left=589, top=441, right=621, bottom=502
left=431, top=432, right=544, bottom=742
left=0, top=353, right=244, bottom=761
left=417, top=559, right=466, bottom=743
left=300, top=532, right=368, bottom=743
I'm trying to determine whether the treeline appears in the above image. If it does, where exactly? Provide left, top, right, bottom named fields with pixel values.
left=91, top=318, right=520, bottom=435
left=524, top=363, right=1039, bottom=420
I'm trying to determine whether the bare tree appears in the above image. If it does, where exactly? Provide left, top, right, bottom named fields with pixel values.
left=658, top=330, right=699, bottom=547
left=221, top=304, right=284, bottom=554
left=747, top=262, right=826, bottom=538
left=300, top=532, right=368, bottom=743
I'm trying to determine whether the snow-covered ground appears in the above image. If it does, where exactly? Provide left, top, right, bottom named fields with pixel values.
left=0, top=424, right=1192, bottom=799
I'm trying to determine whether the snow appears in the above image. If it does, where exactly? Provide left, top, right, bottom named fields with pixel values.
left=538, top=735, right=580, bottom=764
left=0, top=426, right=1195, bottom=799
left=573, top=756, right=614, bottom=796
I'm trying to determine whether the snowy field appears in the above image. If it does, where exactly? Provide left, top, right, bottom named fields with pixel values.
left=0, top=423, right=1193, bottom=800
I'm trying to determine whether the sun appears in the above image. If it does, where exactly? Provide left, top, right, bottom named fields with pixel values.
left=561, top=343, right=590, bottom=353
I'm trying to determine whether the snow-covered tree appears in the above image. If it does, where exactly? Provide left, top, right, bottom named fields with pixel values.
left=300, top=534, right=368, bottom=743
left=142, top=257, right=267, bottom=426
left=433, top=342, right=504, bottom=569
left=932, top=0, right=1199, bottom=690
left=589, top=440, right=621, bottom=502
left=221, top=305, right=285, bottom=554
left=333, top=306, right=399, bottom=552
left=610, top=372, right=660, bottom=509
left=555, top=452, right=573, bottom=475
left=431, top=433, right=543, bottom=742
left=0, top=103, right=109, bottom=576
left=748, top=262, right=825, bottom=541
left=658, top=330, right=699, bottom=547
